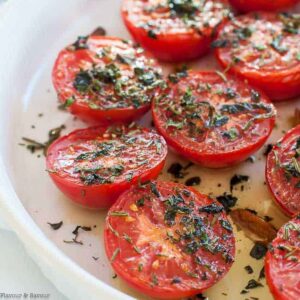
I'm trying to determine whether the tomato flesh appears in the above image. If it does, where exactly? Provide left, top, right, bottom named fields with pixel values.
left=122, top=0, right=232, bottom=62
left=52, top=36, right=164, bottom=124
left=215, top=12, right=300, bottom=101
left=265, top=216, right=300, bottom=300
left=266, top=125, right=300, bottom=217
left=229, top=0, right=299, bottom=12
left=46, top=125, right=167, bottom=209
left=105, top=181, right=235, bottom=299
left=152, top=71, right=275, bottom=168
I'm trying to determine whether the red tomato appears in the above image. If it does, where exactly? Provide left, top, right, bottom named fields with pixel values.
left=121, top=0, right=233, bottom=62
left=104, top=181, right=235, bottom=299
left=46, top=125, right=167, bottom=209
left=152, top=70, right=275, bottom=168
left=265, top=216, right=300, bottom=300
left=214, top=12, right=300, bottom=101
left=266, top=125, right=300, bottom=217
left=52, top=36, right=164, bottom=124
left=229, top=0, right=299, bottom=12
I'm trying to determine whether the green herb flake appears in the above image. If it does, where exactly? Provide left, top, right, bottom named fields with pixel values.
left=138, top=263, right=143, bottom=272
left=151, top=273, right=158, bottom=286
left=64, top=97, right=75, bottom=108
left=110, top=211, right=129, bottom=217
left=110, top=248, right=120, bottom=262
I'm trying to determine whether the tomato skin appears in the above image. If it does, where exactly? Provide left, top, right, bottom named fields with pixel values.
left=46, top=126, right=167, bottom=209
left=121, top=0, right=232, bottom=62
left=152, top=71, right=275, bottom=168
left=52, top=36, right=163, bottom=124
left=229, top=0, right=299, bottom=12
left=65, top=99, right=150, bottom=126
left=215, top=13, right=300, bottom=102
left=216, top=52, right=300, bottom=102
left=266, top=125, right=300, bottom=217
left=104, top=181, right=235, bottom=299
left=265, top=216, right=300, bottom=300
left=122, top=15, right=210, bottom=62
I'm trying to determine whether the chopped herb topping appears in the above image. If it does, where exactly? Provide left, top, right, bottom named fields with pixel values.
left=199, top=203, right=224, bottom=214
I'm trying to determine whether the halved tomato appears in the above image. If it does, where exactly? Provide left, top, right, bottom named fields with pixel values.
left=152, top=70, right=275, bottom=168
left=229, top=0, right=299, bottom=12
left=46, top=125, right=167, bottom=209
left=121, top=0, right=233, bottom=62
left=52, top=36, right=165, bottom=124
left=265, top=216, right=300, bottom=300
left=214, top=12, right=300, bottom=101
left=266, top=125, right=300, bottom=217
left=104, top=181, right=235, bottom=299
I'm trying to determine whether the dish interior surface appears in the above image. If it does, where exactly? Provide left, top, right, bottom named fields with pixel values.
left=2, top=1, right=300, bottom=299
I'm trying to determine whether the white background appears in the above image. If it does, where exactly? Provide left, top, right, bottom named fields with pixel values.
left=0, top=226, right=66, bottom=300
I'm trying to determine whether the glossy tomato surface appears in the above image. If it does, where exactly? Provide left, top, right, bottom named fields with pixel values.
left=152, top=70, right=275, bottom=168
left=104, top=181, right=235, bottom=299
left=214, top=12, right=300, bottom=101
left=52, top=36, right=165, bottom=124
left=266, top=125, right=300, bottom=217
left=229, top=0, right=299, bottom=12
left=46, top=125, right=167, bottom=209
left=265, top=216, right=300, bottom=300
left=122, top=0, right=232, bottom=62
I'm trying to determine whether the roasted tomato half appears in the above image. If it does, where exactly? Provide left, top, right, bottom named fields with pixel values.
left=265, top=216, right=300, bottom=300
left=266, top=125, right=300, bottom=217
left=152, top=70, right=276, bottom=168
left=214, top=12, right=300, bottom=101
left=46, top=125, right=167, bottom=209
left=104, top=181, right=235, bottom=299
left=229, top=0, right=299, bottom=12
left=52, top=36, right=165, bottom=124
left=122, top=0, right=233, bottom=62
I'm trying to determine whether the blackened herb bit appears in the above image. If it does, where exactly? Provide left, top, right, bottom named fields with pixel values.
left=216, top=193, right=238, bottom=213
left=167, top=162, right=184, bottom=178
left=47, top=221, right=63, bottom=230
left=245, top=279, right=263, bottom=289
left=195, top=294, right=207, bottom=300
left=258, top=266, right=265, bottom=280
left=185, top=176, right=201, bottom=186
left=230, top=174, right=249, bottom=192
left=112, top=274, right=118, bottom=279
left=250, top=243, right=267, bottom=260
left=92, top=256, right=99, bottom=261
left=72, top=225, right=92, bottom=236
left=244, top=265, right=254, bottom=274
left=263, top=144, right=273, bottom=156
